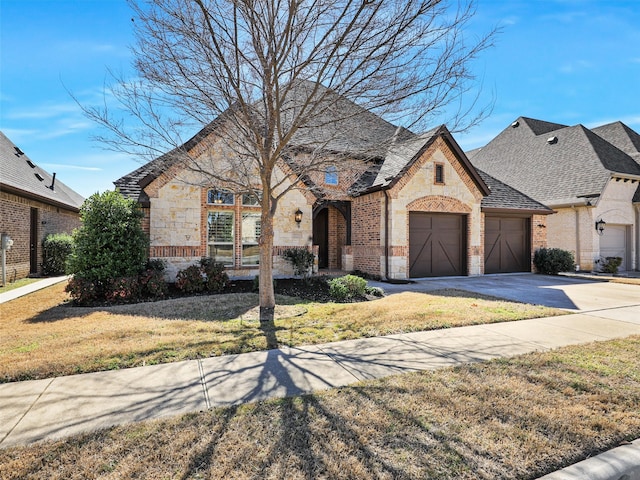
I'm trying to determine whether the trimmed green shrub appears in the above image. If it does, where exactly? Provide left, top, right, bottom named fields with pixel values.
left=599, top=256, right=623, bottom=274
left=42, top=233, right=74, bottom=276
left=282, top=247, right=315, bottom=279
left=328, top=274, right=367, bottom=302
left=533, top=248, right=575, bottom=275
left=365, top=285, right=385, bottom=297
left=66, top=190, right=149, bottom=302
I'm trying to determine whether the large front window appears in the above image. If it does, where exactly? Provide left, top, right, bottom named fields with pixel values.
left=208, top=211, right=234, bottom=266
left=206, top=188, right=262, bottom=268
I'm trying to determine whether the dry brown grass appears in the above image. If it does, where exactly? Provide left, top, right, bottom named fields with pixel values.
left=0, top=283, right=563, bottom=382
left=2, top=336, right=639, bottom=479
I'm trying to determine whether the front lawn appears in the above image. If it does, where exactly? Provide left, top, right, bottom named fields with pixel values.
left=0, top=282, right=564, bottom=382
left=1, top=336, right=638, bottom=479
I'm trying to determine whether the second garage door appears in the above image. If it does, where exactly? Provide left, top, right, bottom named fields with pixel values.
left=599, top=224, right=628, bottom=271
left=409, top=213, right=466, bottom=277
left=484, top=216, right=530, bottom=274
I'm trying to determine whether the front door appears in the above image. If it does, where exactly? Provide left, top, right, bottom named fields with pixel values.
left=30, top=208, right=38, bottom=274
left=313, top=208, right=329, bottom=269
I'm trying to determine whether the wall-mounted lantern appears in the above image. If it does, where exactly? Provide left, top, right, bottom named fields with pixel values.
left=595, top=219, right=606, bottom=236
left=294, top=208, right=303, bottom=226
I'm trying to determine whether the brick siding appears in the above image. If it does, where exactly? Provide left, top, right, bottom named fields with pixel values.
left=1, top=191, right=80, bottom=282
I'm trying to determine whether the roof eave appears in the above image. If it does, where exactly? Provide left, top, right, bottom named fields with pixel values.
left=481, top=206, right=554, bottom=215
left=1, top=182, right=81, bottom=212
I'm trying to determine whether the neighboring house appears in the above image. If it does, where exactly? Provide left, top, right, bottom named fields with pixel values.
left=0, top=131, right=84, bottom=282
left=115, top=92, right=551, bottom=281
left=468, top=117, right=640, bottom=272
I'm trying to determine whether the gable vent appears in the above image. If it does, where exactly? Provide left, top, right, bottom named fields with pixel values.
left=547, top=136, right=558, bottom=145
left=35, top=173, right=44, bottom=181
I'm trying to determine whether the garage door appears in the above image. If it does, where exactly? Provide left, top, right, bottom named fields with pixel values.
left=409, top=213, right=466, bottom=277
left=485, top=216, right=530, bottom=274
left=600, top=224, right=627, bottom=271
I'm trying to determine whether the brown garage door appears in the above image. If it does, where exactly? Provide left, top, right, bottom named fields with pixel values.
left=484, top=216, right=530, bottom=274
left=409, top=213, right=466, bottom=277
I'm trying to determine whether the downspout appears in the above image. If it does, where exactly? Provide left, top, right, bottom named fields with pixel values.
left=636, top=204, right=640, bottom=271
left=574, top=207, right=581, bottom=271
left=384, top=189, right=390, bottom=280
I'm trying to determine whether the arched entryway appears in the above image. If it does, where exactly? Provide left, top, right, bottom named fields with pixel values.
left=313, top=202, right=351, bottom=270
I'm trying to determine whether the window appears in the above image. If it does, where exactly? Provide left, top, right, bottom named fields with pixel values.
left=325, top=165, right=338, bottom=185
left=242, top=191, right=262, bottom=206
left=434, top=163, right=445, bottom=184
left=207, top=189, right=234, bottom=205
left=241, top=213, right=261, bottom=265
left=208, top=211, right=234, bottom=265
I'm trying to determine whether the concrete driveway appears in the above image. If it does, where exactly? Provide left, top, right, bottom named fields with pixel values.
left=370, top=273, right=640, bottom=312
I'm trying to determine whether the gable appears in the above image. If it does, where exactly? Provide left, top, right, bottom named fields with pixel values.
left=388, top=128, right=488, bottom=202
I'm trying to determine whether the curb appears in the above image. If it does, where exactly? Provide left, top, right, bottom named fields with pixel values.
left=538, top=439, right=640, bottom=479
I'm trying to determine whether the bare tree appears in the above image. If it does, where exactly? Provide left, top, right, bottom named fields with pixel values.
left=83, top=0, right=495, bottom=323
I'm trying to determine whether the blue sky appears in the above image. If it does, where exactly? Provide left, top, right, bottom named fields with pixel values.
left=2, top=0, right=640, bottom=199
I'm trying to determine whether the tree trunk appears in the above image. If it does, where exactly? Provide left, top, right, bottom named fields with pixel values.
left=258, top=207, right=276, bottom=325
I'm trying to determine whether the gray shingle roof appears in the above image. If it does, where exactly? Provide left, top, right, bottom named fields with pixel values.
left=117, top=84, right=547, bottom=213
left=591, top=121, right=640, bottom=202
left=0, top=131, right=84, bottom=210
left=478, top=169, right=552, bottom=213
left=468, top=117, right=640, bottom=205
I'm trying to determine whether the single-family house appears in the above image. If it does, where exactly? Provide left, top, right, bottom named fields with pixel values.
left=115, top=88, right=552, bottom=281
left=0, top=131, right=84, bottom=282
left=468, top=117, right=640, bottom=272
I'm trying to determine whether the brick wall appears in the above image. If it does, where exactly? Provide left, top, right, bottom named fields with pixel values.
left=351, top=190, right=384, bottom=277
left=1, top=191, right=80, bottom=282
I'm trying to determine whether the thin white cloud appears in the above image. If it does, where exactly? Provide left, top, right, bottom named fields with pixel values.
left=39, top=122, right=94, bottom=140
left=5, top=102, right=81, bottom=120
left=40, top=163, right=102, bottom=172
left=0, top=128, right=38, bottom=141
left=559, top=60, right=593, bottom=74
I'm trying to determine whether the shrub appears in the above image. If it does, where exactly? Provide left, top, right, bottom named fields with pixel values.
left=66, top=190, right=149, bottom=302
left=42, top=233, right=74, bottom=276
left=175, top=265, right=206, bottom=293
left=365, top=285, right=385, bottom=297
left=328, top=274, right=368, bottom=302
left=533, top=248, right=575, bottom=275
left=598, top=256, right=623, bottom=275
left=105, top=276, right=142, bottom=302
left=140, top=259, right=168, bottom=298
left=65, top=276, right=99, bottom=306
left=282, top=247, right=315, bottom=279
left=200, top=257, right=228, bottom=292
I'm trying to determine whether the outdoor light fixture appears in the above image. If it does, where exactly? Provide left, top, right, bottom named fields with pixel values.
left=595, top=219, right=606, bottom=236
left=294, top=208, right=303, bottom=225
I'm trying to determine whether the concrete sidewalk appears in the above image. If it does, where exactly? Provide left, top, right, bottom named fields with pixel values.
left=2, top=304, right=640, bottom=449
left=0, top=276, right=68, bottom=304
